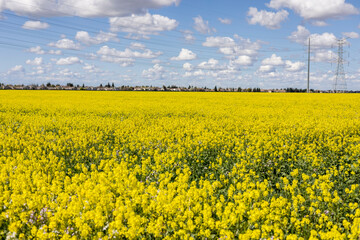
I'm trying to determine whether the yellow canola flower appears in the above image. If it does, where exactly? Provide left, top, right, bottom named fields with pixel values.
left=0, top=91, right=359, bottom=239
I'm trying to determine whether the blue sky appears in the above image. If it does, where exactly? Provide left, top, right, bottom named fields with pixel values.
left=0, top=0, right=359, bottom=90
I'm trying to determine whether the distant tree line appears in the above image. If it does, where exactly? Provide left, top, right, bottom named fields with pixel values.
left=2, top=82, right=343, bottom=93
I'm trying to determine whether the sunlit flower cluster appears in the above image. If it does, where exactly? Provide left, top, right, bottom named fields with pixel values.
left=0, top=91, right=360, bottom=239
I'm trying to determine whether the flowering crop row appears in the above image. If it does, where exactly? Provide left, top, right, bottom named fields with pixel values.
left=0, top=91, right=360, bottom=239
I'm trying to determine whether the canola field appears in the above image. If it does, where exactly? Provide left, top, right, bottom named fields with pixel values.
left=0, top=90, right=360, bottom=240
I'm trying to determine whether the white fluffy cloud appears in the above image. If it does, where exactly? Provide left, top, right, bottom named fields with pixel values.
left=75, top=31, right=119, bottom=45
left=203, top=36, right=236, bottom=48
left=312, top=50, right=336, bottom=62
left=289, top=26, right=337, bottom=48
left=184, top=64, right=241, bottom=81
left=182, top=30, right=195, bottom=42
left=183, top=62, right=193, bottom=71
left=27, top=46, right=46, bottom=54
left=7, top=65, right=24, bottom=75
left=171, top=48, right=197, bottom=61
left=26, top=46, right=62, bottom=55
left=0, top=0, right=181, bottom=17
left=259, top=65, right=275, bottom=73
left=142, top=64, right=165, bottom=80
left=56, top=57, right=81, bottom=65
left=247, top=7, right=288, bottom=29
left=259, top=54, right=305, bottom=73
left=342, top=32, right=359, bottom=39
left=197, top=58, right=222, bottom=69
left=262, top=54, right=284, bottom=66
left=193, top=16, right=216, bottom=34
left=26, top=57, right=43, bottom=65
left=48, top=49, right=62, bottom=55
left=109, top=13, right=178, bottom=38
left=268, top=0, right=359, bottom=23
left=22, top=21, right=49, bottom=30
left=49, top=39, right=81, bottom=50
left=284, top=60, right=305, bottom=72
left=97, top=46, right=162, bottom=59
left=83, top=63, right=102, bottom=73
left=96, top=45, right=162, bottom=66
left=130, top=42, right=146, bottom=50
left=203, top=35, right=262, bottom=59
left=231, top=55, right=253, bottom=66
left=218, top=18, right=232, bottom=25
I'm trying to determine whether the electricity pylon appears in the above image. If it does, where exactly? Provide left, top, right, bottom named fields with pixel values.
left=333, top=38, right=348, bottom=93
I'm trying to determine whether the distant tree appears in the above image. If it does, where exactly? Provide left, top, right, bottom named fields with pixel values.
left=82, top=83, right=85, bottom=88
left=237, top=87, right=242, bottom=92
left=214, top=86, right=218, bottom=92
left=66, top=83, right=74, bottom=87
left=112, top=82, right=115, bottom=88
left=46, top=82, right=51, bottom=87
left=100, top=84, right=103, bottom=88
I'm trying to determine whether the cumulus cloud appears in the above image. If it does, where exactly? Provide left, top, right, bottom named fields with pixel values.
left=312, top=50, right=336, bottom=62
left=203, top=35, right=262, bottom=60
left=109, top=13, right=178, bottom=38
left=247, top=7, right=288, bottom=29
left=259, top=65, right=275, bottom=73
left=268, top=0, right=359, bottom=23
left=171, top=48, right=197, bottom=61
left=342, top=32, right=359, bottom=39
left=48, top=38, right=81, bottom=50
left=197, top=58, right=223, bottom=69
left=26, top=46, right=62, bottom=55
left=142, top=64, right=165, bottom=80
left=184, top=64, right=241, bottom=81
left=0, top=0, right=181, bottom=17
left=183, top=62, right=193, bottom=71
left=22, top=21, right=49, bottom=30
left=95, top=45, right=162, bottom=66
left=258, top=54, right=305, bottom=73
left=289, top=26, right=337, bottom=48
left=203, top=36, right=236, bottom=48
left=7, top=65, right=25, bottom=75
left=231, top=55, right=253, bottom=66
left=130, top=42, right=146, bottom=50
left=48, top=49, right=62, bottom=55
left=284, top=60, right=305, bottom=72
left=75, top=31, right=119, bottom=45
left=218, top=18, right=232, bottom=25
left=182, top=57, right=249, bottom=81
left=83, top=63, right=102, bottom=73
left=27, top=46, right=46, bottom=54
left=97, top=46, right=162, bottom=59
left=182, top=30, right=195, bottom=42
left=193, top=16, right=216, bottom=34
left=56, top=56, right=82, bottom=65
left=262, top=54, right=284, bottom=66
left=26, top=57, right=43, bottom=65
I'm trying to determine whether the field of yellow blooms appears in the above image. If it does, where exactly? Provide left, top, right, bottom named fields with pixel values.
left=1, top=90, right=360, bottom=239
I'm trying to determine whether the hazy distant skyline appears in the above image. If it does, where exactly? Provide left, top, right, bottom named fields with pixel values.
left=0, top=0, right=359, bottom=90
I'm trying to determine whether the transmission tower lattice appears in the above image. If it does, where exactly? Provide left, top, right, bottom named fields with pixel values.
left=333, top=38, right=348, bottom=93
